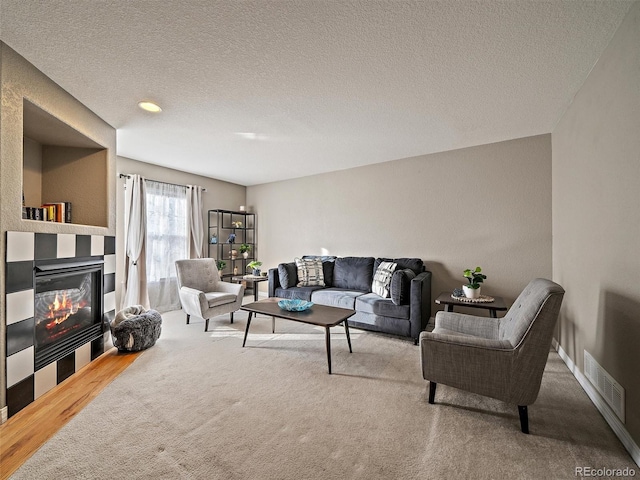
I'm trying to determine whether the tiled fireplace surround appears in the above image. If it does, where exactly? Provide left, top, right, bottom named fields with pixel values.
left=4, top=231, right=116, bottom=417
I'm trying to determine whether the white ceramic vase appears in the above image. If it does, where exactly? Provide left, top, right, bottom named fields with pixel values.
left=463, top=285, right=481, bottom=299
left=242, top=252, right=249, bottom=259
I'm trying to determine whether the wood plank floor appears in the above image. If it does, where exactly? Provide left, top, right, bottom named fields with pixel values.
left=0, top=348, right=141, bottom=479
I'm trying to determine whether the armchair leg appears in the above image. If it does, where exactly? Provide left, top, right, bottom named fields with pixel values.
left=186, top=314, right=190, bottom=325
left=518, top=405, right=529, bottom=434
left=428, top=382, right=437, bottom=404
left=204, top=318, right=210, bottom=332
left=230, top=311, right=234, bottom=324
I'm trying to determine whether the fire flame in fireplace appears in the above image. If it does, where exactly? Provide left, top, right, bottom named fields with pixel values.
left=45, top=291, right=87, bottom=329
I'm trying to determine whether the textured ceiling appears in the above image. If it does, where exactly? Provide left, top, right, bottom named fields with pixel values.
left=0, top=1, right=633, bottom=186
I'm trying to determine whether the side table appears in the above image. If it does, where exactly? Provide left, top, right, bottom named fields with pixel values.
left=435, top=292, right=508, bottom=318
left=232, top=275, right=268, bottom=302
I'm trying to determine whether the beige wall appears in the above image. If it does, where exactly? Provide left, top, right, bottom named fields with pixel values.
left=247, top=134, right=552, bottom=303
left=552, top=2, right=640, bottom=446
left=42, top=146, right=108, bottom=227
left=115, top=156, right=246, bottom=305
left=23, top=137, right=42, bottom=206
left=0, top=43, right=116, bottom=237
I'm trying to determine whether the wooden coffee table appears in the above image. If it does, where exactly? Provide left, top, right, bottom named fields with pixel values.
left=240, top=298, right=355, bottom=374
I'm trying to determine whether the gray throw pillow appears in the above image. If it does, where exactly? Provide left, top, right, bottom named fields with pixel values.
left=333, top=257, right=375, bottom=291
left=375, top=257, right=424, bottom=276
left=278, top=262, right=297, bottom=289
left=390, top=269, right=416, bottom=305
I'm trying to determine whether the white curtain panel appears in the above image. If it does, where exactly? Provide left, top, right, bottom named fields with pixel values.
left=186, top=185, right=205, bottom=259
left=145, top=180, right=189, bottom=312
left=122, top=174, right=150, bottom=309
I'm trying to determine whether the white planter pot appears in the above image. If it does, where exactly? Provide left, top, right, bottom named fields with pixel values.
left=242, top=252, right=249, bottom=259
left=463, top=285, right=481, bottom=299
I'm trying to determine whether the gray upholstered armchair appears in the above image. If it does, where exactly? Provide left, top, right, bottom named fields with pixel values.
left=420, top=278, right=564, bottom=433
left=175, top=259, right=245, bottom=331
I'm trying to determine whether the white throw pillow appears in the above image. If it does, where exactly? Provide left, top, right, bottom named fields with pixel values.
left=372, top=261, right=397, bottom=298
left=295, top=257, right=325, bottom=287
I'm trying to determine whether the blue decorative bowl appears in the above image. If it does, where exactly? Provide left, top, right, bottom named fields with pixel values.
left=278, top=299, right=313, bottom=312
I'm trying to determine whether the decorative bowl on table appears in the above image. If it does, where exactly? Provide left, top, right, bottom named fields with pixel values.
left=278, top=299, right=313, bottom=312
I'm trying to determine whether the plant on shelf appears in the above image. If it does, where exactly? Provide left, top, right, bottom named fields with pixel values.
left=231, top=221, right=242, bottom=228
left=463, top=267, right=486, bottom=299
left=246, top=260, right=263, bottom=276
left=216, top=260, right=226, bottom=277
left=239, top=243, right=251, bottom=258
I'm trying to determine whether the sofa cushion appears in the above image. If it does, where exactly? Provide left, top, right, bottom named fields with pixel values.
left=295, top=257, right=325, bottom=287
left=390, top=269, right=416, bottom=306
left=302, top=255, right=336, bottom=287
left=371, top=261, right=397, bottom=298
left=348, top=311, right=411, bottom=338
left=311, top=288, right=363, bottom=309
left=275, top=286, right=325, bottom=301
left=333, top=257, right=375, bottom=292
left=355, top=294, right=411, bottom=320
left=374, top=257, right=424, bottom=276
left=278, top=262, right=297, bottom=289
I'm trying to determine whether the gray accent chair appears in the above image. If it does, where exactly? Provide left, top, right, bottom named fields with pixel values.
left=420, top=278, right=565, bottom=433
left=175, top=259, right=245, bottom=331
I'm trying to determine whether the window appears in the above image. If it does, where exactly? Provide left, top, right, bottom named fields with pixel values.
left=145, top=180, right=188, bottom=312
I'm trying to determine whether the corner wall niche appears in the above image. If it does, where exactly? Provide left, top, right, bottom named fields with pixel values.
left=23, top=99, right=109, bottom=228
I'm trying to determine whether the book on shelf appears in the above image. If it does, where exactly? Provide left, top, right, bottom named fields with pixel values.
left=41, top=204, right=56, bottom=222
left=23, top=206, right=46, bottom=220
left=38, top=202, right=72, bottom=223
left=64, top=202, right=72, bottom=223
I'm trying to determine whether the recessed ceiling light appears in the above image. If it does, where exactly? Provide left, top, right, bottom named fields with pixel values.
left=138, top=101, right=162, bottom=113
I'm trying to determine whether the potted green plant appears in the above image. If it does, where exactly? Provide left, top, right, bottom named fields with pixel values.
left=216, top=260, right=226, bottom=277
left=463, top=266, right=486, bottom=299
left=239, top=243, right=251, bottom=259
left=246, top=260, right=262, bottom=276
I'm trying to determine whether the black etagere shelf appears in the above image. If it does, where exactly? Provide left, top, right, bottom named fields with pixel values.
left=207, top=209, right=256, bottom=280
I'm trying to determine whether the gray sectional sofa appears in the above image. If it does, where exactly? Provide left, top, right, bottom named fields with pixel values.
left=268, top=256, right=432, bottom=344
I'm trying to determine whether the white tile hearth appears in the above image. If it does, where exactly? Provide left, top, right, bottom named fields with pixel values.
left=6, top=231, right=35, bottom=262
left=104, top=254, right=116, bottom=274
left=34, top=362, right=57, bottom=399
left=91, top=235, right=104, bottom=256
left=6, top=290, right=35, bottom=326
left=7, top=346, right=34, bottom=388
left=104, top=291, right=116, bottom=313
left=56, top=233, right=76, bottom=258
left=75, top=342, right=92, bottom=372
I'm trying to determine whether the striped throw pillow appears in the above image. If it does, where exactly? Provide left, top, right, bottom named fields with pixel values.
left=295, top=257, right=325, bottom=287
left=372, top=261, right=397, bottom=298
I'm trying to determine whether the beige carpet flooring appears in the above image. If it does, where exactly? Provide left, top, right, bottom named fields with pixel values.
left=11, top=309, right=637, bottom=479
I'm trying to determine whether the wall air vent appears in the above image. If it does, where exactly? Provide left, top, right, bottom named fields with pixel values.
left=584, top=350, right=625, bottom=423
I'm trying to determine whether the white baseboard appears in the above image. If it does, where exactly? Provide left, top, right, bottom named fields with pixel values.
left=552, top=340, right=640, bottom=468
